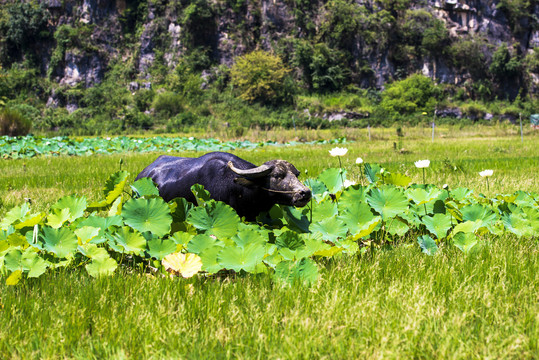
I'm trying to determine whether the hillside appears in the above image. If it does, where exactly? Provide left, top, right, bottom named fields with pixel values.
left=0, top=0, right=538, bottom=135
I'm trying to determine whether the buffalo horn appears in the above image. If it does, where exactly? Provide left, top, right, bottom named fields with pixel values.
left=227, top=161, right=272, bottom=178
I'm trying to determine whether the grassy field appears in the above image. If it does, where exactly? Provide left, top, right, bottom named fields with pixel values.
left=0, top=125, right=538, bottom=359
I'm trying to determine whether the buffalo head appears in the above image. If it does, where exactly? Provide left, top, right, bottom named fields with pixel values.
left=227, top=159, right=312, bottom=208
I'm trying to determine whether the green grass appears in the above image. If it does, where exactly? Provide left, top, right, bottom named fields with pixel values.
left=0, top=236, right=537, bottom=359
left=0, top=126, right=538, bottom=359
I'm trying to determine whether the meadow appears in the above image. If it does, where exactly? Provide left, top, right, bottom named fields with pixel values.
left=0, top=125, right=538, bottom=359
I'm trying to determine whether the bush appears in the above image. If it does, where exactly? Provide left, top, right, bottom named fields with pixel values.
left=380, top=74, right=440, bottom=116
left=152, top=91, right=183, bottom=119
left=230, top=50, right=293, bottom=105
left=0, top=108, right=32, bottom=136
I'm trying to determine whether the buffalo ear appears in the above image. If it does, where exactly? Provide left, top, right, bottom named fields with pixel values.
left=234, top=177, right=256, bottom=188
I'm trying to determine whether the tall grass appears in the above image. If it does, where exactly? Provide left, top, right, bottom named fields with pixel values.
left=0, top=235, right=536, bottom=359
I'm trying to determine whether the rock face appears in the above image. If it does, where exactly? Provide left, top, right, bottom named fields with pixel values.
left=26, top=0, right=538, bottom=99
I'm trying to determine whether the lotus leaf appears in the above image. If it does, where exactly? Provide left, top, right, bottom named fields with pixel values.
left=187, top=200, right=239, bottom=238
left=318, top=168, right=347, bottom=193
left=274, top=258, right=318, bottom=285
left=417, top=235, right=438, bottom=256
left=147, top=238, right=177, bottom=260
left=122, top=197, right=172, bottom=237
left=131, top=177, right=160, bottom=198
left=86, top=256, right=118, bottom=277
left=366, top=185, right=409, bottom=219
left=422, top=213, right=452, bottom=239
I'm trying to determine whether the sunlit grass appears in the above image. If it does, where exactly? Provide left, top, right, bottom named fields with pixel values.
left=0, top=236, right=537, bottom=359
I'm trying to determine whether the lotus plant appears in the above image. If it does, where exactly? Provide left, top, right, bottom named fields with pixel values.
left=479, top=169, right=493, bottom=191
left=414, top=159, right=430, bottom=184
left=329, top=147, right=348, bottom=188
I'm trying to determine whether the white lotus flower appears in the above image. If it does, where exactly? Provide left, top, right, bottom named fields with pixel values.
left=414, top=160, right=430, bottom=168
left=479, top=169, right=493, bottom=177
left=329, top=147, right=348, bottom=157
left=343, top=179, right=356, bottom=188
left=355, top=157, right=364, bottom=164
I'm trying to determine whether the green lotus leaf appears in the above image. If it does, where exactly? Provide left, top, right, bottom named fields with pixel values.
left=461, top=204, right=497, bottom=224
left=311, top=200, right=338, bottom=224
left=122, top=197, right=172, bottom=237
left=384, top=172, right=412, bottom=187
left=198, top=245, right=224, bottom=273
left=86, top=256, right=118, bottom=277
left=217, top=241, right=266, bottom=273
left=38, top=226, right=78, bottom=258
left=422, top=213, right=452, bottom=239
left=386, top=217, right=410, bottom=236
left=318, top=168, right=347, bottom=193
left=187, top=200, right=239, bottom=239
left=339, top=201, right=381, bottom=239
left=232, top=225, right=268, bottom=248
left=89, top=170, right=129, bottom=208
left=451, top=220, right=482, bottom=237
left=187, top=233, right=224, bottom=254
left=131, top=177, right=160, bottom=198
left=168, top=197, right=194, bottom=224
left=366, top=185, right=409, bottom=219
left=107, top=226, right=147, bottom=255
left=297, top=234, right=332, bottom=258
left=364, top=163, right=383, bottom=184
left=453, top=232, right=480, bottom=253
left=80, top=215, right=123, bottom=244
left=4, top=248, right=22, bottom=272
left=1, top=203, right=42, bottom=230
left=46, top=208, right=71, bottom=229
left=21, top=249, right=48, bottom=278
left=274, top=258, right=318, bottom=285
left=191, top=184, right=212, bottom=206
left=170, top=231, right=195, bottom=249
left=417, top=235, right=438, bottom=256
left=501, top=212, right=535, bottom=237
left=13, top=212, right=46, bottom=230
left=406, top=187, right=442, bottom=205
left=51, top=196, right=87, bottom=222
left=147, top=238, right=177, bottom=260
left=304, top=178, right=328, bottom=202
left=275, top=229, right=305, bottom=250
left=282, top=206, right=310, bottom=233
left=78, top=243, right=110, bottom=261
left=74, top=226, right=101, bottom=245
left=309, top=217, right=348, bottom=244
left=450, top=187, right=474, bottom=202
left=338, top=185, right=368, bottom=211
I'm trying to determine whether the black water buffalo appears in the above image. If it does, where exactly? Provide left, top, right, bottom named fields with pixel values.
left=135, top=152, right=311, bottom=220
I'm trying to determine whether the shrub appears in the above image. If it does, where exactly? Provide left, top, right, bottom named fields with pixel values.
left=0, top=108, right=32, bottom=136
left=152, top=91, right=183, bottom=119
left=380, top=74, right=440, bottom=116
left=230, top=50, right=293, bottom=105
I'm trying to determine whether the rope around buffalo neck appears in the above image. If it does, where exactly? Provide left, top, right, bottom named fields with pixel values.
left=260, top=187, right=298, bottom=194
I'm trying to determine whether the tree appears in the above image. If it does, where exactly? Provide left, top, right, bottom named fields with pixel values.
left=380, top=74, right=440, bottom=116
left=230, top=50, right=293, bottom=105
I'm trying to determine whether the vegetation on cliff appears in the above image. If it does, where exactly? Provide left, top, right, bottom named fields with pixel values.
left=0, top=0, right=538, bottom=135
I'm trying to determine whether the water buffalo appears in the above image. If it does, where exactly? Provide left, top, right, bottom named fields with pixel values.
left=135, top=152, right=312, bottom=220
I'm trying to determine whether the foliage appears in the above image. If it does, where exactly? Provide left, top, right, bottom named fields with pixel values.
left=0, top=135, right=346, bottom=159
left=0, top=108, right=31, bottom=136
left=1, top=161, right=537, bottom=286
left=490, top=43, right=522, bottom=81
left=230, top=50, right=293, bottom=105
left=379, top=74, right=440, bottom=116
